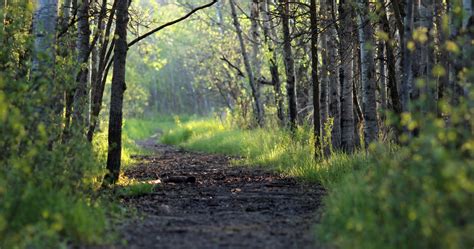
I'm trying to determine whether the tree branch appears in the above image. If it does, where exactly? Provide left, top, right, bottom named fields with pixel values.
left=220, top=56, right=245, bottom=78
left=127, top=0, right=218, bottom=48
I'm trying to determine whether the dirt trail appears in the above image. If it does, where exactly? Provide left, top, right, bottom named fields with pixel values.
left=116, top=139, right=325, bottom=249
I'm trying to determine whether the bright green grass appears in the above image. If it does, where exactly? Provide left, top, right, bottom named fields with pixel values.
left=93, top=115, right=191, bottom=169
left=116, top=181, right=156, bottom=197
left=161, top=118, right=367, bottom=185
left=123, top=116, right=178, bottom=141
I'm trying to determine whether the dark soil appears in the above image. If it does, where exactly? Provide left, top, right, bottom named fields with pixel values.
left=108, top=139, right=325, bottom=249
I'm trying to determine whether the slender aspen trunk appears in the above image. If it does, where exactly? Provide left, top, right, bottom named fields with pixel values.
left=401, top=0, right=415, bottom=113
left=295, top=39, right=310, bottom=123
left=338, top=0, right=355, bottom=152
left=72, top=0, right=91, bottom=134
left=378, top=0, right=402, bottom=117
left=250, top=0, right=264, bottom=125
left=326, top=0, right=341, bottom=149
left=436, top=0, right=448, bottom=109
left=262, top=0, right=285, bottom=125
left=377, top=40, right=387, bottom=111
left=105, top=0, right=129, bottom=184
left=320, top=29, right=329, bottom=129
left=280, top=0, right=297, bottom=131
left=88, top=0, right=118, bottom=141
left=31, top=0, right=58, bottom=131
left=32, top=0, right=57, bottom=78
left=357, top=0, right=379, bottom=145
left=229, top=0, right=264, bottom=127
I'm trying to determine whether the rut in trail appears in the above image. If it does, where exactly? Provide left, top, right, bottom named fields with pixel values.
left=117, top=139, right=325, bottom=249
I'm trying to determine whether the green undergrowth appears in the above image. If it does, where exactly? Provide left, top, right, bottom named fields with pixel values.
left=160, top=115, right=474, bottom=248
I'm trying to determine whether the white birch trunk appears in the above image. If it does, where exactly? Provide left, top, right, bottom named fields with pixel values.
left=357, top=0, right=379, bottom=145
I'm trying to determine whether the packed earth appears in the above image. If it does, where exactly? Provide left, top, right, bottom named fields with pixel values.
left=114, top=139, right=325, bottom=249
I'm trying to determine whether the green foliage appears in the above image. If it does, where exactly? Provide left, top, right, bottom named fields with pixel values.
left=318, top=99, right=474, bottom=248
left=0, top=109, right=108, bottom=248
left=319, top=141, right=473, bottom=248
left=0, top=3, right=108, bottom=247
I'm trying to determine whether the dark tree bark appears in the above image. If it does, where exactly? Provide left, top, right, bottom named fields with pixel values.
left=280, top=0, right=297, bottom=131
left=338, top=0, right=355, bottom=152
left=104, top=0, right=129, bottom=185
left=378, top=0, right=402, bottom=117
left=310, top=0, right=321, bottom=158
left=326, top=0, right=341, bottom=149
left=401, top=0, right=415, bottom=113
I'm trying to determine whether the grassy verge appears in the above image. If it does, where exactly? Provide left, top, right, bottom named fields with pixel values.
left=160, top=117, right=474, bottom=248
left=160, top=118, right=367, bottom=185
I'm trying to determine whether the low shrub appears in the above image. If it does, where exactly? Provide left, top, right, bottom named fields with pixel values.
left=318, top=117, right=474, bottom=248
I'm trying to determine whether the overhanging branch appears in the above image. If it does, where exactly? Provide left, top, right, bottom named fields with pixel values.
left=127, top=0, right=218, bottom=48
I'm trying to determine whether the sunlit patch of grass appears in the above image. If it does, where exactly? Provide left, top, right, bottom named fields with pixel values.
left=124, top=116, right=177, bottom=141
left=115, top=176, right=158, bottom=197
left=160, top=118, right=365, bottom=185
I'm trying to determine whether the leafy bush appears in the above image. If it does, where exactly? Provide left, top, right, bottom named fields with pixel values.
left=0, top=6, right=108, bottom=247
left=318, top=112, right=474, bottom=248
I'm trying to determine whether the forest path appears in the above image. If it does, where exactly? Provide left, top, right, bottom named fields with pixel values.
left=116, top=138, right=325, bottom=249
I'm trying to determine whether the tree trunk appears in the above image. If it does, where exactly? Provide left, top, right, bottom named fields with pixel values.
left=310, top=0, right=321, bottom=157
left=320, top=29, right=329, bottom=129
left=263, top=0, right=285, bottom=125
left=435, top=0, right=448, bottom=110
left=104, top=0, right=129, bottom=185
left=377, top=40, right=387, bottom=111
left=31, top=0, right=58, bottom=134
left=401, top=0, right=415, bottom=113
left=87, top=0, right=118, bottom=141
left=280, top=0, right=297, bottom=131
left=32, top=0, right=57, bottom=78
left=338, top=0, right=355, bottom=152
left=72, top=0, right=91, bottom=134
left=295, top=35, right=311, bottom=124
left=325, top=0, right=341, bottom=149
left=378, top=0, right=402, bottom=117
left=229, top=0, right=264, bottom=127
left=357, top=0, right=379, bottom=145
left=250, top=0, right=264, bottom=125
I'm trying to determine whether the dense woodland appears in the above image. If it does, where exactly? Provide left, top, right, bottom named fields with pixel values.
left=0, top=0, right=473, bottom=247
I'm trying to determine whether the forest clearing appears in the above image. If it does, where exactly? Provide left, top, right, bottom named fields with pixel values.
left=0, top=0, right=473, bottom=248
